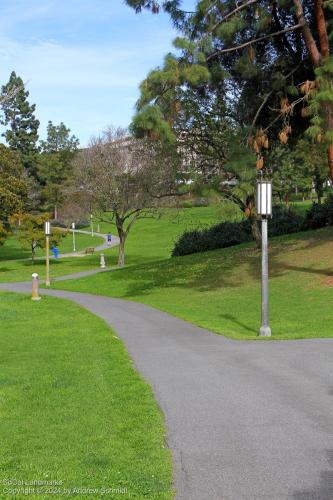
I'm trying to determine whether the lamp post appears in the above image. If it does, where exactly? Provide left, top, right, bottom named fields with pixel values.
left=45, top=221, right=51, bottom=287
left=71, top=222, right=76, bottom=252
left=257, top=174, right=272, bottom=337
left=90, top=214, right=94, bottom=237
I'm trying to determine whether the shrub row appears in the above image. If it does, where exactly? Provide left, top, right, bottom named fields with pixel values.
left=172, top=194, right=333, bottom=257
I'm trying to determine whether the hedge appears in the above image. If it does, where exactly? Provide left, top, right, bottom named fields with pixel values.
left=172, top=196, right=333, bottom=257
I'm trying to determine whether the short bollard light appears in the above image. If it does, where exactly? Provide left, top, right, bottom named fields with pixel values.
left=100, top=253, right=106, bottom=269
left=31, top=273, right=41, bottom=301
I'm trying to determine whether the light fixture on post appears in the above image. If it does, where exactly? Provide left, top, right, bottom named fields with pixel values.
left=257, top=172, right=272, bottom=337
left=71, top=222, right=76, bottom=252
left=44, top=221, right=51, bottom=287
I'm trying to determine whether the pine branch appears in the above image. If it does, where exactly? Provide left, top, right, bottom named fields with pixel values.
left=210, top=0, right=259, bottom=32
left=250, top=64, right=301, bottom=129
left=207, top=23, right=304, bottom=59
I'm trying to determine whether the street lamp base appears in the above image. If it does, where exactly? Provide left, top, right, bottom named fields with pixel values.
left=259, top=325, right=272, bottom=337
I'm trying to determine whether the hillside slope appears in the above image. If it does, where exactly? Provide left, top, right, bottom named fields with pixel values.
left=53, top=225, right=333, bottom=340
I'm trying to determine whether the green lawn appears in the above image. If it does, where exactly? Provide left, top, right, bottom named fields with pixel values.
left=0, top=231, right=103, bottom=261
left=2, top=205, right=333, bottom=340
left=87, top=206, right=225, bottom=266
left=0, top=292, right=173, bottom=499
left=291, top=200, right=312, bottom=215
left=0, top=207, right=221, bottom=283
left=52, top=223, right=333, bottom=340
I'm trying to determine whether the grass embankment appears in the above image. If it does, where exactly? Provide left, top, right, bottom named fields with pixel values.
left=0, top=292, right=173, bottom=499
left=54, top=215, right=333, bottom=340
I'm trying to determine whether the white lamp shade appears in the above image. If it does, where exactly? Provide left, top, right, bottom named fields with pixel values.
left=44, top=221, right=51, bottom=236
left=257, top=180, right=272, bottom=216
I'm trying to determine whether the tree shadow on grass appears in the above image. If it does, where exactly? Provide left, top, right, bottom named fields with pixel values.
left=106, top=227, right=333, bottom=299
left=219, top=314, right=258, bottom=334
left=117, top=249, right=256, bottom=298
left=245, top=228, right=333, bottom=282
left=0, top=267, right=12, bottom=273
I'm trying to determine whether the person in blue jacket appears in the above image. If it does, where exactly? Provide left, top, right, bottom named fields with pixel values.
left=52, top=247, right=59, bottom=258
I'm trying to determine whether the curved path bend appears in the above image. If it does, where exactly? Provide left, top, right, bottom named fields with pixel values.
left=1, top=280, right=332, bottom=500
left=53, top=229, right=120, bottom=258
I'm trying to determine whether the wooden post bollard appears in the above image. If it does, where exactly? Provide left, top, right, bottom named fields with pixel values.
left=100, top=253, right=106, bottom=269
left=31, top=273, right=41, bottom=301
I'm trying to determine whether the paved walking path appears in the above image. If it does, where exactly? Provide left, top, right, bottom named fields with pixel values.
left=51, top=229, right=120, bottom=258
left=1, top=280, right=332, bottom=499
left=7, top=230, right=120, bottom=262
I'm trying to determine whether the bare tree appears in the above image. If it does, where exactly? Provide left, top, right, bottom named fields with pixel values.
left=73, top=126, right=180, bottom=266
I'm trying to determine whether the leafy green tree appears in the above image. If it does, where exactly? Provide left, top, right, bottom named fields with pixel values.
left=40, top=121, right=79, bottom=154
left=38, top=121, right=79, bottom=219
left=1, top=72, right=40, bottom=177
left=10, top=212, right=65, bottom=262
left=0, top=144, right=27, bottom=245
left=292, top=139, right=328, bottom=203
left=269, top=145, right=309, bottom=205
left=220, top=135, right=262, bottom=246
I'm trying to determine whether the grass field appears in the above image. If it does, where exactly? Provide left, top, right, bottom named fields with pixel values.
left=0, top=292, right=173, bottom=499
left=0, top=207, right=221, bottom=282
left=53, top=219, right=333, bottom=340
left=85, top=206, right=224, bottom=266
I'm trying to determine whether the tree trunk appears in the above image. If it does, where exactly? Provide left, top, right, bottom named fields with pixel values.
left=315, top=0, right=329, bottom=59
left=250, top=216, right=261, bottom=248
left=293, top=0, right=321, bottom=66
left=31, top=243, right=35, bottom=263
left=54, top=204, right=58, bottom=220
left=327, top=143, right=333, bottom=184
left=285, top=193, right=289, bottom=206
left=117, top=230, right=127, bottom=267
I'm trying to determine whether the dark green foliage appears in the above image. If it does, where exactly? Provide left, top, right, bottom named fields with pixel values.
left=172, top=204, right=314, bottom=257
left=1, top=72, right=39, bottom=177
left=303, top=193, right=333, bottom=229
left=40, top=121, right=79, bottom=153
left=125, top=0, right=187, bottom=28
left=172, top=219, right=252, bottom=256
left=0, top=145, right=27, bottom=244
left=268, top=205, right=304, bottom=236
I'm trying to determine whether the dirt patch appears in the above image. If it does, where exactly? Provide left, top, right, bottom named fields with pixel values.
left=321, top=277, right=333, bottom=287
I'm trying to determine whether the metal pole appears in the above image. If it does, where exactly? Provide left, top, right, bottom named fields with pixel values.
left=72, top=229, right=76, bottom=252
left=259, top=217, right=271, bottom=336
left=45, top=235, right=50, bottom=286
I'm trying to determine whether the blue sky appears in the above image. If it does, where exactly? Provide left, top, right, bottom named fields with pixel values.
left=0, top=0, right=195, bottom=146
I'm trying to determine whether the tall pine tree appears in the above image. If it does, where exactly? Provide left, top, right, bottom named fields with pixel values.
left=38, top=121, right=79, bottom=219
left=1, top=71, right=40, bottom=178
